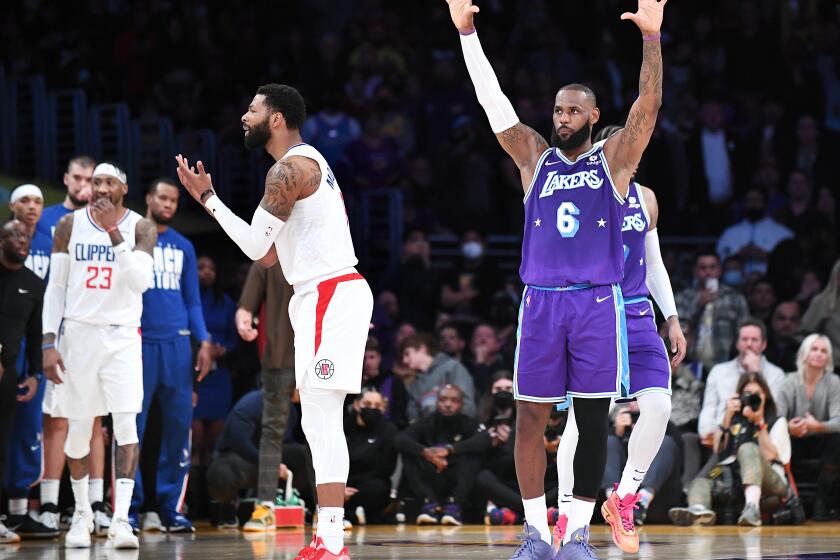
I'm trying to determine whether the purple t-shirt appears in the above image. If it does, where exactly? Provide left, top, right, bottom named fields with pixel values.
left=520, top=142, right=626, bottom=287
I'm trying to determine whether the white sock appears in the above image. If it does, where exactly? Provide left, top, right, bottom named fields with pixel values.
left=9, top=498, right=27, bottom=516
left=557, top=493, right=573, bottom=518
left=89, top=478, right=104, bottom=504
left=522, top=495, right=550, bottom=545
left=41, top=479, right=60, bottom=506
left=744, top=484, right=761, bottom=507
left=71, top=475, right=91, bottom=513
left=114, top=479, right=135, bottom=520
left=617, top=462, right=646, bottom=498
left=317, top=507, right=345, bottom=554
left=564, top=498, right=595, bottom=545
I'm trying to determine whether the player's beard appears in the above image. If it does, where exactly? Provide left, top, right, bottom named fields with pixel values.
left=151, top=210, right=173, bottom=225
left=551, top=121, right=592, bottom=151
left=68, top=192, right=88, bottom=207
left=244, top=117, right=271, bottom=150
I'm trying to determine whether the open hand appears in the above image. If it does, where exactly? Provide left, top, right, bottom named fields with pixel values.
left=175, top=155, right=214, bottom=205
left=446, top=0, right=479, bottom=34
left=621, top=0, right=667, bottom=36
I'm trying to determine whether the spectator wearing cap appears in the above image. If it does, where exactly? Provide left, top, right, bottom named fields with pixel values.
left=358, top=337, right=408, bottom=429
left=401, top=334, right=476, bottom=421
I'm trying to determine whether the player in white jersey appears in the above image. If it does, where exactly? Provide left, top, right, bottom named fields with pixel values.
left=176, top=83, right=372, bottom=560
left=41, top=162, right=156, bottom=550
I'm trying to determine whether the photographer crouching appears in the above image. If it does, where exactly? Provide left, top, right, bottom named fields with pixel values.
left=670, top=372, right=791, bottom=526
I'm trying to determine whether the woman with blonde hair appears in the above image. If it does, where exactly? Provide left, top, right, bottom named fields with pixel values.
left=799, top=260, right=840, bottom=359
left=776, top=334, right=840, bottom=520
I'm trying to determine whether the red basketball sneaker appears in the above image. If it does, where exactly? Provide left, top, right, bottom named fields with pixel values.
left=294, top=536, right=350, bottom=560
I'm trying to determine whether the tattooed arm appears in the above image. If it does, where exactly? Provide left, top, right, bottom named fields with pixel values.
left=603, top=0, right=666, bottom=199
left=496, top=124, right=551, bottom=193
left=175, top=153, right=320, bottom=261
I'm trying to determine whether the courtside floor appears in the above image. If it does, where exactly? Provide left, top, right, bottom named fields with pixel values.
left=7, top=523, right=840, bottom=559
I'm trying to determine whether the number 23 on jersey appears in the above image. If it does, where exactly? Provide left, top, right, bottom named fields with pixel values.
left=86, top=265, right=113, bottom=289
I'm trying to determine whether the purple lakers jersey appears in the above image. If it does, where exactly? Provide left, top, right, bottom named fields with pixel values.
left=520, top=142, right=626, bottom=287
left=620, top=182, right=651, bottom=299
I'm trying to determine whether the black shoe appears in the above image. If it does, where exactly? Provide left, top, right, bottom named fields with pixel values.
left=14, top=513, right=61, bottom=539
left=634, top=503, right=648, bottom=526
left=2, top=514, right=25, bottom=531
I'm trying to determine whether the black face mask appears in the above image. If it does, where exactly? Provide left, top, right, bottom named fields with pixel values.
left=493, top=391, right=514, bottom=411
left=359, top=408, right=383, bottom=429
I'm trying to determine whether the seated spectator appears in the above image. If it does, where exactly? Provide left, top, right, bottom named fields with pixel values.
left=765, top=301, right=801, bottom=373
left=698, top=318, right=786, bottom=446
left=402, top=334, right=476, bottom=421
left=675, top=252, right=749, bottom=371
left=670, top=372, right=791, bottom=527
left=393, top=322, right=418, bottom=382
left=360, top=337, right=408, bottom=428
left=438, top=323, right=466, bottom=363
left=467, top=323, right=507, bottom=395
left=344, top=389, right=399, bottom=526
left=394, top=385, right=490, bottom=526
left=799, top=260, right=840, bottom=360
left=206, top=391, right=312, bottom=527
left=603, top=402, right=683, bottom=525
left=475, top=373, right=560, bottom=525
left=716, top=187, right=794, bottom=275
left=747, top=277, right=776, bottom=324
left=440, top=230, right=505, bottom=319
left=776, top=334, right=840, bottom=521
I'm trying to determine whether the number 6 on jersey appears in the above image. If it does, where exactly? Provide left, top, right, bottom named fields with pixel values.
left=556, top=202, right=580, bottom=238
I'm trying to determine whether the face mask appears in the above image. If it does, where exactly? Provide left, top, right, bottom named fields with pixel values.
left=462, top=241, right=483, bottom=259
left=359, top=408, right=383, bottom=429
left=493, top=390, right=514, bottom=411
left=722, top=269, right=744, bottom=287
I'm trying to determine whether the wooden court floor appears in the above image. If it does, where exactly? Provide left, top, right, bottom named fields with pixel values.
left=7, top=523, right=840, bottom=559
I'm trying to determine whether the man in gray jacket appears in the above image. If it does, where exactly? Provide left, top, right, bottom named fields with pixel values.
left=401, top=334, right=476, bottom=421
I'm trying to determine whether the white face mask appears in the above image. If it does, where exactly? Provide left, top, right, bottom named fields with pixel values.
left=462, top=241, right=483, bottom=259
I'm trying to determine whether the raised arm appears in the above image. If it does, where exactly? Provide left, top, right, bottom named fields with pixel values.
left=602, top=0, right=666, bottom=198
left=175, top=154, right=319, bottom=261
left=447, top=0, right=548, bottom=191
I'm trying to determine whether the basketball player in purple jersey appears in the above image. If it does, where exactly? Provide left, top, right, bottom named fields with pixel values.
left=447, top=0, right=667, bottom=557
left=553, top=126, right=686, bottom=554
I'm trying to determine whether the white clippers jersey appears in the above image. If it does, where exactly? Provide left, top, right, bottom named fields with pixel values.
left=64, top=207, right=145, bottom=327
left=275, top=143, right=358, bottom=288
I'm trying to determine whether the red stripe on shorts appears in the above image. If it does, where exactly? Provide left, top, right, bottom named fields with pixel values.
left=314, top=273, right=364, bottom=356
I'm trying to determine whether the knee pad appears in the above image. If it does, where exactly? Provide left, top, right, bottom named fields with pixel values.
left=112, top=412, right=139, bottom=446
left=64, top=417, right=95, bottom=459
left=299, top=388, right=349, bottom=485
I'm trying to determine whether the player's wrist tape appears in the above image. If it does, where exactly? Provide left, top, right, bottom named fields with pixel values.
left=106, top=225, right=118, bottom=233
left=459, top=31, right=519, bottom=134
left=41, top=343, right=55, bottom=350
left=204, top=195, right=284, bottom=261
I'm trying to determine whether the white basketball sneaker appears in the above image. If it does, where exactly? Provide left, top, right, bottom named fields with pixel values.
left=65, top=509, right=94, bottom=548
left=109, top=517, right=140, bottom=549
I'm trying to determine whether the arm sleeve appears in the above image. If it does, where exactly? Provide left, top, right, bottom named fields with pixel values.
left=26, top=282, right=44, bottom=374
left=204, top=196, right=284, bottom=261
left=644, top=228, right=678, bottom=319
left=698, top=368, right=720, bottom=436
left=182, top=242, right=210, bottom=342
left=238, top=264, right=267, bottom=312
left=114, top=243, right=154, bottom=294
left=42, top=253, right=69, bottom=336
left=459, top=32, right=519, bottom=133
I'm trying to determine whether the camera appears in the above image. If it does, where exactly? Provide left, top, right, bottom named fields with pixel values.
left=739, top=393, right=762, bottom=412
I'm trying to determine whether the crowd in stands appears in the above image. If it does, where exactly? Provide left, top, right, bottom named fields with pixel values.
left=2, top=0, right=840, bottom=533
